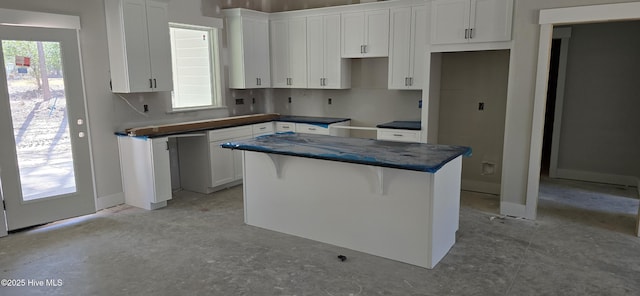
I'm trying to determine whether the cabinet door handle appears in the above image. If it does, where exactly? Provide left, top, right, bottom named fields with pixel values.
left=405, top=77, right=409, bottom=86
left=153, top=78, right=157, bottom=88
left=465, top=28, right=469, bottom=39
left=363, top=44, right=367, bottom=53
left=149, top=78, right=153, bottom=88
left=259, top=127, right=266, bottom=130
left=393, top=134, right=403, bottom=137
left=308, top=127, right=316, bottom=131
left=360, top=45, right=364, bottom=53
left=469, top=28, right=474, bottom=39
left=166, top=141, right=169, bottom=150
left=409, top=77, right=413, bottom=86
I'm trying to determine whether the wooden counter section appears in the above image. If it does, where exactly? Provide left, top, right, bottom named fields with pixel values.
left=124, top=113, right=280, bottom=136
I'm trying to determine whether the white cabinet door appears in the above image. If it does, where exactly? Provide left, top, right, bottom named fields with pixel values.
left=341, top=9, right=389, bottom=58
left=341, top=12, right=366, bottom=58
left=471, top=0, right=513, bottom=43
left=210, top=140, right=235, bottom=187
left=308, top=14, right=350, bottom=89
left=388, top=5, right=426, bottom=90
left=105, top=0, right=172, bottom=93
left=307, top=15, right=325, bottom=88
left=270, top=18, right=307, bottom=88
left=225, top=9, right=271, bottom=89
left=145, top=0, right=172, bottom=91
left=254, top=19, right=271, bottom=87
left=270, top=19, right=289, bottom=88
left=151, top=137, right=172, bottom=203
left=288, top=17, right=307, bottom=88
left=431, top=0, right=512, bottom=45
left=365, top=9, right=390, bottom=57
left=430, top=0, right=470, bottom=45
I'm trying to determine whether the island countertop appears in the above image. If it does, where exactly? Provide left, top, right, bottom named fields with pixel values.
left=221, top=133, right=471, bottom=173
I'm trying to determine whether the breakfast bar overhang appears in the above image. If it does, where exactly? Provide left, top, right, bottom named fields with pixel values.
left=222, top=133, right=471, bottom=269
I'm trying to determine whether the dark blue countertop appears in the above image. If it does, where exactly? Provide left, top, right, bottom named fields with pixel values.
left=376, top=121, right=421, bottom=130
left=278, top=115, right=350, bottom=128
left=221, top=133, right=471, bottom=173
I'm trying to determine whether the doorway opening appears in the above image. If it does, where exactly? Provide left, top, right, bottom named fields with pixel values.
left=537, top=22, right=640, bottom=235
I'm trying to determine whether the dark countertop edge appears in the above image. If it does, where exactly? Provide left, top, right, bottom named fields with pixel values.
left=376, top=121, right=422, bottom=130
left=115, top=116, right=352, bottom=138
left=220, top=143, right=471, bottom=173
left=277, top=116, right=351, bottom=125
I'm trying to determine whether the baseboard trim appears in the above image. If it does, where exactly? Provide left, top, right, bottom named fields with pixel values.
left=500, top=201, right=527, bottom=218
left=461, top=179, right=501, bottom=195
left=96, top=192, right=125, bottom=210
left=555, top=169, right=638, bottom=187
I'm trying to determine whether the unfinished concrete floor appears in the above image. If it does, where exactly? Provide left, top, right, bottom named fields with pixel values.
left=1, top=178, right=639, bottom=295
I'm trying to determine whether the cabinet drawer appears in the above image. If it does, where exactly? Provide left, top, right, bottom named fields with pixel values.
left=296, top=123, right=330, bottom=135
left=252, top=122, right=274, bottom=136
left=276, top=122, right=296, bottom=133
left=208, top=126, right=253, bottom=142
left=377, top=129, right=421, bottom=143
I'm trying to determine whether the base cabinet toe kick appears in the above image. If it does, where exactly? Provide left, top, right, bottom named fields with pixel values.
left=222, top=133, right=471, bottom=269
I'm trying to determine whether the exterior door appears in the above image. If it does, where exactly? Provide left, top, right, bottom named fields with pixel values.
left=0, top=25, right=95, bottom=232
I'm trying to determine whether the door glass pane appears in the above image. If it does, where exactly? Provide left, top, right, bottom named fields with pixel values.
left=2, top=40, right=76, bottom=201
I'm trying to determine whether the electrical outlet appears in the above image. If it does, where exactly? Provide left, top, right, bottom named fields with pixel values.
left=252, top=98, right=255, bottom=104
left=478, top=102, right=485, bottom=111
left=288, top=97, right=292, bottom=103
left=235, top=98, right=244, bottom=105
left=143, top=104, right=149, bottom=112
left=328, top=98, right=332, bottom=105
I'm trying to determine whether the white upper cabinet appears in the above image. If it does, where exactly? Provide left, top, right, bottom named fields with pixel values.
left=341, top=9, right=390, bottom=58
left=430, top=0, right=513, bottom=45
left=307, top=14, right=351, bottom=89
left=224, top=9, right=271, bottom=89
left=270, top=17, right=307, bottom=88
left=105, top=0, right=173, bottom=93
left=388, top=5, right=426, bottom=90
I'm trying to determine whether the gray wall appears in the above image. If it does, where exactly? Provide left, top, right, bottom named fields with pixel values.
left=556, top=21, right=640, bottom=179
left=272, top=58, right=422, bottom=138
left=438, top=50, right=509, bottom=194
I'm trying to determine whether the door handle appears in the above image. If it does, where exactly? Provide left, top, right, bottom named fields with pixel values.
left=465, top=28, right=469, bottom=39
left=469, top=28, right=474, bottom=39
left=153, top=78, right=157, bottom=88
left=149, top=78, right=153, bottom=88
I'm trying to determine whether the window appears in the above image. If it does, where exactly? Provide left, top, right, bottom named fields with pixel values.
left=169, top=24, right=222, bottom=111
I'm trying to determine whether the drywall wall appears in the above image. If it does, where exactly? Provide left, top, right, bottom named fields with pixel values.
left=438, top=50, right=509, bottom=195
left=554, top=21, right=640, bottom=184
left=500, top=0, right=639, bottom=217
left=271, top=58, right=423, bottom=138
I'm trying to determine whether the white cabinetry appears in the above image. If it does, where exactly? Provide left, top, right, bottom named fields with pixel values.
left=117, top=136, right=172, bottom=210
left=307, top=14, right=350, bottom=89
left=105, top=0, right=172, bottom=93
left=224, top=9, right=271, bottom=88
left=276, top=122, right=296, bottom=133
left=208, top=126, right=253, bottom=187
left=341, top=9, right=390, bottom=58
left=430, top=0, right=513, bottom=45
left=270, top=17, right=307, bottom=88
left=377, top=129, right=422, bottom=143
left=388, top=5, right=426, bottom=90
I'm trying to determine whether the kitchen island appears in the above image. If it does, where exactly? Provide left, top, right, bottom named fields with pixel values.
left=222, top=133, right=471, bottom=268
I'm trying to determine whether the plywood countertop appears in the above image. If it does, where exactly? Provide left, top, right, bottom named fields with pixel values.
left=124, top=113, right=280, bottom=137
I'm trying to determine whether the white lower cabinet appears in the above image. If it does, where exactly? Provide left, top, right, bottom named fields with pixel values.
left=208, top=126, right=254, bottom=188
left=118, top=136, right=172, bottom=210
left=276, top=122, right=296, bottom=133
left=377, top=129, right=422, bottom=143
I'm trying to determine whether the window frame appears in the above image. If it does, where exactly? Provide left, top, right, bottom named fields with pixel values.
left=167, top=22, right=224, bottom=113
